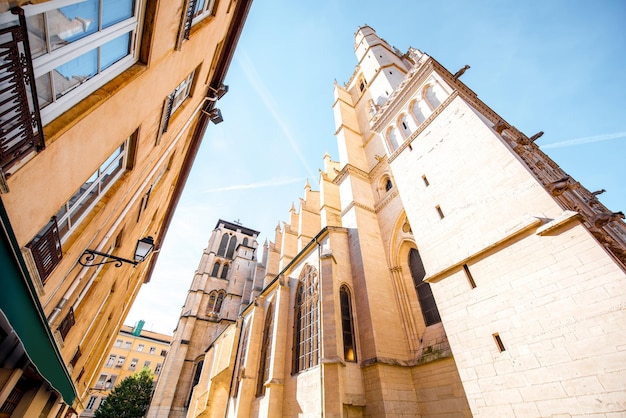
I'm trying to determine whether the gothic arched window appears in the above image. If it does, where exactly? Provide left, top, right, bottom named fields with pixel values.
left=409, top=248, right=441, bottom=326
left=226, top=236, right=237, bottom=258
left=207, top=290, right=226, bottom=314
left=211, top=262, right=220, bottom=277
left=398, top=114, right=413, bottom=138
left=217, top=234, right=229, bottom=256
left=256, top=303, right=274, bottom=397
left=411, top=100, right=426, bottom=124
left=339, top=286, right=357, bottom=362
left=293, top=265, right=319, bottom=373
left=243, top=237, right=249, bottom=246
left=387, top=126, right=400, bottom=152
left=424, top=84, right=441, bottom=110
left=220, top=263, right=229, bottom=279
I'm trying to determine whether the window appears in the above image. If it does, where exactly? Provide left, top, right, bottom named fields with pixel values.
left=385, top=179, right=393, bottom=192
left=143, top=360, right=151, bottom=369
left=105, top=355, right=116, bottom=367
left=226, top=236, right=237, bottom=259
left=220, top=263, right=229, bottom=279
left=129, top=358, right=138, bottom=371
left=339, top=286, right=357, bottom=362
left=293, top=264, right=319, bottom=373
left=190, top=0, right=217, bottom=26
left=160, top=350, right=167, bottom=357
left=232, top=320, right=250, bottom=398
left=155, top=363, right=162, bottom=374
left=256, top=304, right=274, bottom=397
left=70, top=346, right=82, bottom=367
left=95, top=374, right=107, bottom=389
left=56, top=137, right=132, bottom=241
left=86, top=395, right=98, bottom=410
left=19, top=0, right=143, bottom=125
left=186, top=359, right=203, bottom=407
left=115, top=356, right=125, bottom=368
left=58, top=307, right=75, bottom=339
left=124, top=341, right=131, bottom=349
left=149, top=347, right=156, bottom=354
left=399, top=114, right=413, bottom=138
left=358, top=78, right=366, bottom=92
left=493, top=333, right=506, bottom=352
left=463, top=264, right=477, bottom=289
left=386, top=126, right=400, bottom=152
left=211, top=262, right=220, bottom=277
left=409, top=249, right=441, bottom=326
left=137, top=344, right=144, bottom=352
left=424, top=84, right=442, bottom=110
left=217, top=234, right=229, bottom=256
left=207, top=290, right=226, bottom=314
left=435, top=205, right=444, bottom=219
left=161, top=70, right=195, bottom=133
left=114, top=339, right=123, bottom=347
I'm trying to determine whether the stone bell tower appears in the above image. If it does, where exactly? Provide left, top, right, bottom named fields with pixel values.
left=148, top=219, right=264, bottom=418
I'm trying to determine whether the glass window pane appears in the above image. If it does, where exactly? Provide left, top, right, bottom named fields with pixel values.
left=103, top=0, right=135, bottom=28
left=70, top=185, right=98, bottom=224
left=35, top=74, right=53, bottom=108
left=67, top=173, right=98, bottom=211
left=100, top=32, right=130, bottom=71
left=54, top=48, right=98, bottom=98
left=50, top=0, right=99, bottom=50
left=100, top=157, right=123, bottom=191
left=194, top=0, right=206, bottom=16
left=100, top=145, right=123, bottom=173
left=26, top=14, right=47, bottom=58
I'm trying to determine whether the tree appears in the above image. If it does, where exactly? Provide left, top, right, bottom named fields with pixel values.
left=95, top=368, right=154, bottom=418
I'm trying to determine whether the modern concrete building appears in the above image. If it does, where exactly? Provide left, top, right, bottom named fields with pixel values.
left=79, top=321, right=171, bottom=417
left=0, top=0, right=252, bottom=416
left=154, top=25, right=626, bottom=417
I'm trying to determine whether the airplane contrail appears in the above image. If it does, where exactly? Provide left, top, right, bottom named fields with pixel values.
left=204, top=177, right=305, bottom=193
left=541, top=132, right=626, bottom=149
left=236, top=50, right=316, bottom=179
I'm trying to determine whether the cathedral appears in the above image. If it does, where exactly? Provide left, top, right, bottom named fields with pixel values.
left=148, top=26, right=626, bottom=417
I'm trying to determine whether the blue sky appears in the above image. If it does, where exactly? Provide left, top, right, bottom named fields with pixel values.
left=127, top=0, right=626, bottom=334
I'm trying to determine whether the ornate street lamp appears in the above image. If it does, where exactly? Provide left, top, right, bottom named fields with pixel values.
left=79, top=236, right=155, bottom=268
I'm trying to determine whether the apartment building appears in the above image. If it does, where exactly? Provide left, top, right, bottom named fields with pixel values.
left=80, top=321, right=171, bottom=417
left=0, top=0, right=252, bottom=416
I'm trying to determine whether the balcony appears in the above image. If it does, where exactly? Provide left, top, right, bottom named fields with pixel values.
left=0, top=8, right=44, bottom=180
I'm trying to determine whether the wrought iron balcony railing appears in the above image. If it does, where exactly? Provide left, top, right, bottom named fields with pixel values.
left=0, top=8, right=45, bottom=179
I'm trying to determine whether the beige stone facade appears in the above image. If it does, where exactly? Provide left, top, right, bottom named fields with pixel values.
left=152, top=26, right=626, bottom=418
left=0, top=0, right=251, bottom=416
left=79, top=322, right=171, bottom=417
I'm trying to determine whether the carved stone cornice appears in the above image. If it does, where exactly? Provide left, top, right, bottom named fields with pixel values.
left=340, top=201, right=376, bottom=218
left=375, top=189, right=399, bottom=213
left=333, top=163, right=370, bottom=185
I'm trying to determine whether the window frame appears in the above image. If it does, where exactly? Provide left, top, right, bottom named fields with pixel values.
left=339, top=285, right=357, bottom=363
left=55, top=136, right=132, bottom=242
left=12, top=0, right=145, bottom=125
left=292, top=264, right=320, bottom=374
left=256, top=303, right=274, bottom=397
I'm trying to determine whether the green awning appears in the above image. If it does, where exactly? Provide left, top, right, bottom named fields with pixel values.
left=0, top=201, right=76, bottom=405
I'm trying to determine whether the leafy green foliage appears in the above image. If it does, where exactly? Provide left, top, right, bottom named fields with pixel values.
left=94, top=368, right=154, bottom=418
